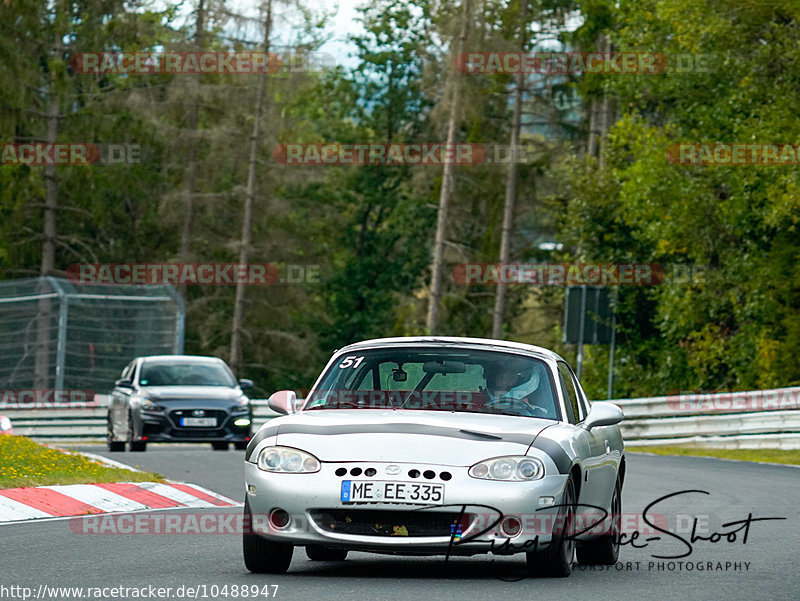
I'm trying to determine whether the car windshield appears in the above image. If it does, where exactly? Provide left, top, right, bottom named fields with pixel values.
left=138, top=362, right=236, bottom=387
left=305, top=347, right=560, bottom=419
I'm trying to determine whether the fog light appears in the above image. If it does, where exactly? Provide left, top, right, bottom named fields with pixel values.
left=269, top=509, right=291, bottom=529
left=234, top=418, right=251, bottom=427
left=501, top=516, right=522, bottom=537
left=538, top=496, right=555, bottom=507
left=247, top=484, right=256, bottom=495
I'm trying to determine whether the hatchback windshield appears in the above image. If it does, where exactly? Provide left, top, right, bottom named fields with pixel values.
left=305, top=348, right=560, bottom=419
left=139, top=362, right=236, bottom=387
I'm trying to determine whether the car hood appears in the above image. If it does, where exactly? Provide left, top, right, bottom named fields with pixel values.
left=140, top=386, right=243, bottom=402
left=262, top=410, right=554, bottom=465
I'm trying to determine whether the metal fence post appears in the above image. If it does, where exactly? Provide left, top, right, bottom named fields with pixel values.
left=47, top=277, right=68, bottom=391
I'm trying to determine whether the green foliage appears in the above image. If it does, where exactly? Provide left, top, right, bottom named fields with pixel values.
left=1, top=0, right=797, bottom=399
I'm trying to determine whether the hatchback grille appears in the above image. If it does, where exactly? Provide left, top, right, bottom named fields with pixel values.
left=169, top=409, right=227, bottom=427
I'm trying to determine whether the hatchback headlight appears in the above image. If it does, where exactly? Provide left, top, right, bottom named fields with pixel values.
left=257, top=446, right=320, bottom=473
left=141, top=399, right=164, bottom=412
left=469, top=456, right=544, bottom=481
left=231, top=396, right=250, bottom=412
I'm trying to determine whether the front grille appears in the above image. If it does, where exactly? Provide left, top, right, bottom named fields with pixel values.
left=169, top=409, right=228, bottom=428
left=310, top=509, right=470, bottom=538
left=169, top=428, right=226, bottom=438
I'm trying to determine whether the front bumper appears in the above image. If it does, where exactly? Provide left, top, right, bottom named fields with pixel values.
left=244, top=459, right=569, bottom=556
left=139, top=408, right=251, bottom=443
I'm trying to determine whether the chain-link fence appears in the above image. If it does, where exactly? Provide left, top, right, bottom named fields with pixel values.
left=0, top=277, right=184, bottom=394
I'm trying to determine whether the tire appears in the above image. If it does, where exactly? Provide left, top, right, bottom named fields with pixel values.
left=243, top=498, right=293, bottom=574
left=127, top=412, right=146, bottom=452
left=211, top=441, right=229, bottom=451
left=233, top=441, right=248, bottom=451
left=526, top=474, right=577, bottom=578
left=107, top=415, right=125, bottom=452
left=577, top=476, right=622, bottom=565
left=306, top=546, right=348, bottom=561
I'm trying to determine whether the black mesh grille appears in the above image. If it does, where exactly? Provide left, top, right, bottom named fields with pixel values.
left=310, top=509, right=470, bottom=537
left=169, top=409, right=228, bottom=427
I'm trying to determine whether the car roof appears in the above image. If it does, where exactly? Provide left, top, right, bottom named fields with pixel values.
left=335, top=336, right=564, bottom=362
left=137, top=355, right=227, bottom=364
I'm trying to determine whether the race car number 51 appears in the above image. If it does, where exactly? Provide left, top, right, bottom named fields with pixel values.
left=341, top=480, right=444, bottom=504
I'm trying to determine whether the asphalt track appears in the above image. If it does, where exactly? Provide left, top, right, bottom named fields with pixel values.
left=1, top=445, right=797, bottom=601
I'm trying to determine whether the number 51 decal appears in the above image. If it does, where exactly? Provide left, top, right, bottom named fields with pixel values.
left=338, top=355, right=365, bottom=369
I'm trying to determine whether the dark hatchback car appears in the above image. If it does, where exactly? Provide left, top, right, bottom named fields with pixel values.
left=107, top=355, right=254, bottom=452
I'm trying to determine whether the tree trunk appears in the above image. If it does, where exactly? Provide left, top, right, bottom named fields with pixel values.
left=598, top=34, right=614, bottom=168
left=426, top=0, right=471, bottom=335
left=491, top=0, right=528, bottom=340
left=177, top=0, right=206, bottom=299
left=230, top=0, right=272, bottom=374
left=34, top=29, right=62, bottom=388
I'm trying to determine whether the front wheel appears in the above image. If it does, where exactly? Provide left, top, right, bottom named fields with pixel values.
left=107, top=415, right=125, bottom=452
left=577, top=475, right=622, bottom=565
left=243, top=498, right=293, bottom=573
left=128, top=412, right=146, bottom=452
left=526, top=474, right=576, bottom=577
left=306, top=546, right=348, bottom=561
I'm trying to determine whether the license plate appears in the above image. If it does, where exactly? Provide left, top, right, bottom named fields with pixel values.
left=180, top=417, right=217, bottom=427
left=341, top=480, right=444, bottom=505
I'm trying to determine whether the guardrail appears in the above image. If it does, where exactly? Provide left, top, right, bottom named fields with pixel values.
left=0, top=397, right=280, bottom=441
left=616, top=386, right=800, bottom=449
left=2, top=387, right=799, bottom=449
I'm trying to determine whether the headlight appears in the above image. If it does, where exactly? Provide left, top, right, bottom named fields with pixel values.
left=0, top=417, right=11, bottom=431
left=257, top=446, right=320, bottom=473
left=231, top=396, right=250, bottom=412
left=469, top=456, right=544, bottom=481
left=140, top=399, right=164, bottom=412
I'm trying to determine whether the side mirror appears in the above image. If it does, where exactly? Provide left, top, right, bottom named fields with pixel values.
left=238, top=378, right=254, bottom=390
left=115, top=379, right=133, bottom=389
left=267, top=390, right=297, bottom=415
left=583, top=401, right=624, bottom=430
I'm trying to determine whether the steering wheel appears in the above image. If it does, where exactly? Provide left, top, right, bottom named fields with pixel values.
left=483, top=396, right=548, bottom=417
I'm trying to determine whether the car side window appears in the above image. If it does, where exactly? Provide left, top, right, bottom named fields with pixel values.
left=120, top=362, right=133, bottom=381
left=565, top=363, right=588, bottom=421
left=557, top=362, right=581, bottom=424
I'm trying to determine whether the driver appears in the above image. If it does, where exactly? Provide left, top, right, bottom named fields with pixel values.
left=482, top=360, right=542, bottom=411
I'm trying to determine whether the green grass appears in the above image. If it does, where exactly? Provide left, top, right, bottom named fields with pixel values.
left=0, top=435, right=164, bottom=488
left=632, top=445, right=800, bottom=465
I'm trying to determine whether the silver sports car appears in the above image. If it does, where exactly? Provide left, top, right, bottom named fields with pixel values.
left=243, top=337, right=625, bottom=577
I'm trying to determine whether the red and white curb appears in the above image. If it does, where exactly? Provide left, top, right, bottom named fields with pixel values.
left=0, top=482, right=241, bottom=523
